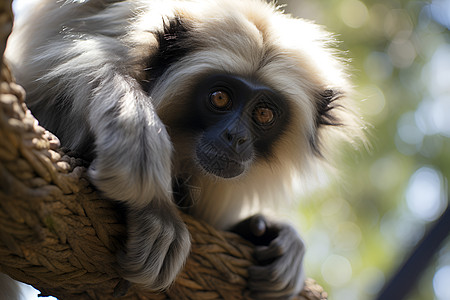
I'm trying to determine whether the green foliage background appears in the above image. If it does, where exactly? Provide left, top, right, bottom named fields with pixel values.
left=279, top=1, right=450, bottom=299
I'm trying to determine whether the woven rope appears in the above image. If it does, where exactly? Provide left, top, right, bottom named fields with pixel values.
left=0, top=1, right=327, bottom=299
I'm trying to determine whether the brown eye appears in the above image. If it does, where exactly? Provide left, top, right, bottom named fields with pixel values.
left=210, top=90, right=231, bottom=109
left=253, top=107, right=274, bottom=125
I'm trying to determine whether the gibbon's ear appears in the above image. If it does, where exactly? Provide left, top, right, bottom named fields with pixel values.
left=143, top=16, right=193, bottom=92
left=310, top=89, right=344, bottom=155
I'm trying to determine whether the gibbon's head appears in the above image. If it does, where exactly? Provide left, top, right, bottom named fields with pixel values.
left=134, top=0, right=363, bottom=185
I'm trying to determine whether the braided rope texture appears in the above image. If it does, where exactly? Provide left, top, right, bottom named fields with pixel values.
left=0, top=1, right=327, bottom=299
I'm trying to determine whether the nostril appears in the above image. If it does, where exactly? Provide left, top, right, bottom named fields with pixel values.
left=222, top=128, right=248, bottom=147
left=237, top=137, right=247, bottom=146
left=225, top=132, right=233, bottom=142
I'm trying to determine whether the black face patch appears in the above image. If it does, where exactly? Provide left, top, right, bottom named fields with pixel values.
left=181, top=74, right=290, bottom=179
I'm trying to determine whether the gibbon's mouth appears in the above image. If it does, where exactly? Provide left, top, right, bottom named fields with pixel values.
left=195, top=146, right=246, bottom=179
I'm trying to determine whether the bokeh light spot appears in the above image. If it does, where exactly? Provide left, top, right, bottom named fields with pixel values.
left=339, top=0, right=368, bottom=28
left=397, top=112, right=424, bottom=146
left=406, top=167, right=445, bottom=221
left=429, top=0, right=450, bottom=29
left=387, top=37, right=417, bottom=69
left=384, top=9, right=413, bottom=39
left=433, top=265, right=450, bottom=300
left=321, top=255, right=353, bottom=286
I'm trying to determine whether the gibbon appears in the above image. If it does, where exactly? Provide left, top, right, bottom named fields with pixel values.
left=6, top=0, right=361, bottom=298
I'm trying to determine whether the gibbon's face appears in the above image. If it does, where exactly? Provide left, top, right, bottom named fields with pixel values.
left=183, top=74, right=290, bottom=179
left=150, top=7, right=357, bottom=184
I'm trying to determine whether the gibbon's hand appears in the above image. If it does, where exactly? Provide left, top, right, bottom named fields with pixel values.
left=232, top=215, right=305, bottom=299
left=117, top=199, right=191, bottom=291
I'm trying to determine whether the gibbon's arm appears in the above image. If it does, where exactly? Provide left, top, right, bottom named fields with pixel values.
left=0, top=63, right=327, bottom=299
left=73, top=54, right=191, bottom=291
left=7, top=1, right=191, bottom=289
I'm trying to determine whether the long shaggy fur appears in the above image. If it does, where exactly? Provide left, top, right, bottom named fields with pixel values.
left=6, top=0, right=362, bottom=294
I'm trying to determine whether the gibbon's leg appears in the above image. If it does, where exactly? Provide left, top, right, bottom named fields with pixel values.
left=232, top=215, right=305, bottom=299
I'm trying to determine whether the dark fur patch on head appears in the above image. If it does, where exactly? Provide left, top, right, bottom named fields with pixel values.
left=310, top=89, right=344, bottom=156
left=141, top=16, right=193, bottom=93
